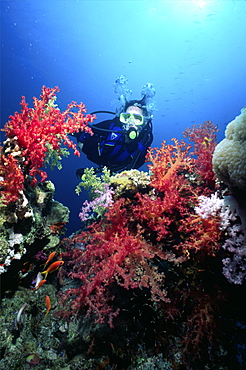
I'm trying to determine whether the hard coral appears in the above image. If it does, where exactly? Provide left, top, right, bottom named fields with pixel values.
left=110, top=169, right=151, bottom=197
left=212, top=107, right=246, bottom=191
left=0, top=86, right=94, bottom=204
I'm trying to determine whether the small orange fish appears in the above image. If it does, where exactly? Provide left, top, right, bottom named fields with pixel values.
left=34, top=279, right=47, bottom=291
left=43, top=251, right=56, bottom=269
left=42, top=260, right=64, bottom=279
left=44, top=295, right=51, bottom=318
left=32, top=272, right=46, bottom=291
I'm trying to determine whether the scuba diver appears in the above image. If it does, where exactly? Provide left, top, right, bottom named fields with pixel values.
left=74, top=76, right=156, bottom=177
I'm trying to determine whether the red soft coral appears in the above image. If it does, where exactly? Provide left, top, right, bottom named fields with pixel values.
left=134, top=139, right=221, bottom=255
left=183, top=120, right=218, bottom=189
left=0, top=86, right=94, bottom=203
left=0, top=151, right=24, bottom=203
left=134, top=139, right=197, bottom=242
left=57, top=130, right=230, bottom=366
left=175, top=212, right=222, bottom=256
left=59, top=198, right=170, bottom=327
left=58, top=138, right=221, bottom=327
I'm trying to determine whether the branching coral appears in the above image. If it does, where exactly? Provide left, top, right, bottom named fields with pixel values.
left=79, top=183, right=115, bottom=221
left=60, top=198, right=170, bottom=327
left=0, top=86, right=94, bottom=204
left=183, top=120, right=218, bottom=189
left=181, top=291, right=220, bottom=365
left=0, top=96, right=241, bottom=367
left=140, top=139, right=196, bottom=242
left=76, top=167, right=114, bottom=221
left=146, top=138, right=194, bottom=193
left=222, top=225, right=246, bottom=285
left=0, top=149, right=24, bottom=203
left=135, top=141, right=222, bottom=256
left=75, top=166, right=111, bottom=198
left=77, top=168, right=151, bottom=222
left=194, top=193, right=246, bottom=283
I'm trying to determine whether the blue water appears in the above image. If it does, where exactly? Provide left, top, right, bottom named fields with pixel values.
left=1, top=0, right=246, bottom=236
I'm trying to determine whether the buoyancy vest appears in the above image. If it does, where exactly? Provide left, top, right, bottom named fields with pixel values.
left=80, top=118, right=153, bottom=172
left=100, top=121, right=150, bottom=169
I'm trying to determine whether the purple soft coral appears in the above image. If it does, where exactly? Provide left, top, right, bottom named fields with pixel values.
left=79, top=183, right=115, bottom=221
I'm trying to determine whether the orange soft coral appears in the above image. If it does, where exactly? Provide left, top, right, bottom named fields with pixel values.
left=176, top=212, right=222, bottom=256
left=146, top=138, right=194, bottom=193
left=134, top=138, right=220, bottom=255
left=134, top=139, right=197, bottom=242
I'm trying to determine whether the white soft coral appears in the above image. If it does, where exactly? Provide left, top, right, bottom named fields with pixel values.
left=194, top=192, right=224, bottom=219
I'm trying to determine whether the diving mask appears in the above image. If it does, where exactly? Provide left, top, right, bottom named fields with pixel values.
left=119, top=112, right=144, bottom=126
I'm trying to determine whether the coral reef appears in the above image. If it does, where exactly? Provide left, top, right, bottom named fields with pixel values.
left=0, top=86, right=94, bottom=279
left=56, top=135, right=245, bottom=368
left=0, top=179, right=69, bottom=286
left=1, top=100, right=245, bottom=370
left=75, top=166, right=111, bottom=198
left=76, top=168, right=151, bottom=222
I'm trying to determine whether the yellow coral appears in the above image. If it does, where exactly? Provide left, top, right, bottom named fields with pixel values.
left=110, top=170, right=150, bottom=196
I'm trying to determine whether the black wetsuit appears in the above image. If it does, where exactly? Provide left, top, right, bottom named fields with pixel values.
left=76, top=117, right=153, bottom=173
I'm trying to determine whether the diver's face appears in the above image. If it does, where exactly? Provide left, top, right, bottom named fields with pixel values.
left=123, top=106, right=144, bottom=131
